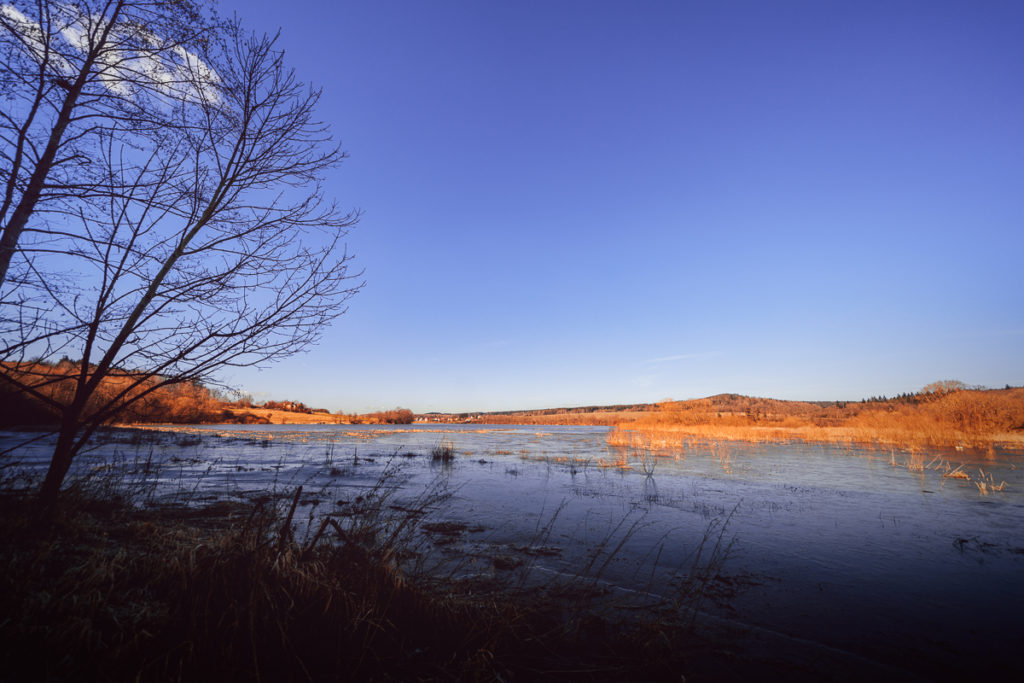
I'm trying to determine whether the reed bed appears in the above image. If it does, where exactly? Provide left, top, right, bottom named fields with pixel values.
left=609, top=387, right=1024, bottom=453
left=430, top=437, right=456, bottom=462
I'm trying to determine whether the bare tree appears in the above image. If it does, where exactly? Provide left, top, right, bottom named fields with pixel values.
left=1, top=21, right=362, bottom=508
left=920, top=380, right=970, bottom=397
left=0, top=0, right=222, bottom=288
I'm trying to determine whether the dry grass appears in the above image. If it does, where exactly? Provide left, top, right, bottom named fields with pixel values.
left=431, top=437, right=456, bottom=462
left=609, top=388, right=1024, bottom=453
left=217, top=406, right=346, bottom=424
left=0, top=490, right=486, bottom=681
left=0, top=470, right=742, bottom=682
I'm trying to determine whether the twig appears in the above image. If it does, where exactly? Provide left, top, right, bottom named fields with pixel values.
left=278, top=485, right=302, bottom=553
left=302, top=516, right=334, bottom=558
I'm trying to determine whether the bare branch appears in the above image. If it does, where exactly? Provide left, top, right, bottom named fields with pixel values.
left=1, top=14, right=363, bottom=509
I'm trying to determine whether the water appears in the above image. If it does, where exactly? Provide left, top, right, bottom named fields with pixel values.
left=4, top=423, right=1023, bottom=676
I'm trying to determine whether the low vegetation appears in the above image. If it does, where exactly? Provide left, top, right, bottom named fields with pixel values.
left=6, top=364, right=1019, bottom=451
left=431, top=437, right=456, bottom=462
left=0, top=360, right=231, bottom=425
left=339, top=407, right=416, bottom=425
left=608, top=384, right=1024, bottom=452
left=3, top=383, right=1016, bottom=679
left=0, top=467, right=740, bottom=682
left=0, top=361, right=413, bottom=427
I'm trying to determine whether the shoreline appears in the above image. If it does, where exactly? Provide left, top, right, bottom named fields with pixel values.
left=101, top=420, right=1024, bottom=455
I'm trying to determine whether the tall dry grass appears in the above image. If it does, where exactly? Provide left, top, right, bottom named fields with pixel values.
left=609, top=388, right=1024, bottom=452
left=0, top=459, right=739, bottom=682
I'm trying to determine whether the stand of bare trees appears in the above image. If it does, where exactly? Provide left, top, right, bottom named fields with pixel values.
left=1, top=2, right=362, bottom=508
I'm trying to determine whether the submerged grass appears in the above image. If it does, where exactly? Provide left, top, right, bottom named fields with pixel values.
left=431, top=436, right=455, bottom=462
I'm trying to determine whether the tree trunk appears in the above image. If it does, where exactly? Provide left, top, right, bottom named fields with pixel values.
left=37, top=411, right=82, bottom=510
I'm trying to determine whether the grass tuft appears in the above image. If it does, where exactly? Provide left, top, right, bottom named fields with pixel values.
left=431, top=437, right=455, bottom=462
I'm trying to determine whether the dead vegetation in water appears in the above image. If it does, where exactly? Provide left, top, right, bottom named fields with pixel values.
left=879, top=450, right=1011, bottom=494
left=0, top=456, right=748, bottom=682
left=431, top=437, right=456, bottom=462
left=608, top=426, right=1013, bottom=494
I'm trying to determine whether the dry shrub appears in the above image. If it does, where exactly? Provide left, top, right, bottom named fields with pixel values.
left=845, top=388, right=1024, bottom=449
left=347, top=407, right=416, bottom=424
left=0, top=360, right=225, bottom=426
left=612, top=388, right=1024, bottom=452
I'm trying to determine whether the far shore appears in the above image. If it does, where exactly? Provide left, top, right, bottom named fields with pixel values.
left=10, top=385, right=1022, bottom=454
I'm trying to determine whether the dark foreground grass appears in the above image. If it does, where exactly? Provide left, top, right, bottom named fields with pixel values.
left=0, top=484, right=742, bottom=683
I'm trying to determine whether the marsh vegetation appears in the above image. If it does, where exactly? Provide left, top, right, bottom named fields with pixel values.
left=1, top=434, right=741, bottom=682
left=2, top=423, right=1022, bottom=680
left=607, top=385, right=1024, bottom=452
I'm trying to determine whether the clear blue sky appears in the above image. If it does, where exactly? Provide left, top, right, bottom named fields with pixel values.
left=217, top=0, right=1024, bottom=413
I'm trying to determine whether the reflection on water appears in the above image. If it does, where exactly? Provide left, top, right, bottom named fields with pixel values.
left=3, top=423, right=1022, bottom=676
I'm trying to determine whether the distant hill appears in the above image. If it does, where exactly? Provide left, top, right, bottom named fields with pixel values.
left=416, top=387, right=1024, bottom=448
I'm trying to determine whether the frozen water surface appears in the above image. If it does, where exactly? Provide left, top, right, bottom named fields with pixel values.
left=4, top=423, right=1022, bottom=676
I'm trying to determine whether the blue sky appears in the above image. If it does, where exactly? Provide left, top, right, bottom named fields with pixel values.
left=217, top=0, right=1024, bottom=413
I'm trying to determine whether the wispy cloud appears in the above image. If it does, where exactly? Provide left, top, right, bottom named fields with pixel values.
left=2, top=2, right=220, bottom=103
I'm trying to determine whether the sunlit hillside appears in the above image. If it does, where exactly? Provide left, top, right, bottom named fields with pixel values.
left=0, top=361, right=229, bottom=425
left=608, top=384, right=1024, bottom=452
left=0, top=361, right=414, bottom=427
